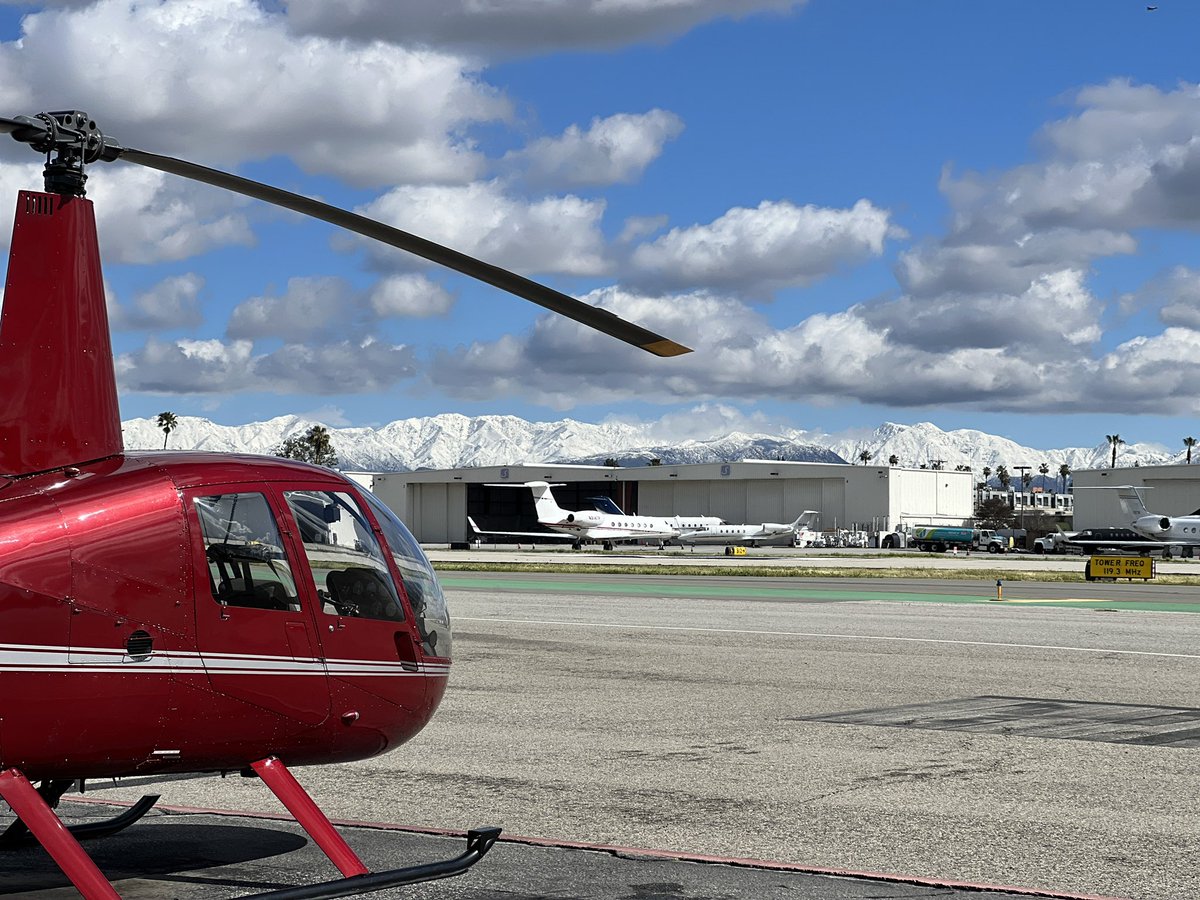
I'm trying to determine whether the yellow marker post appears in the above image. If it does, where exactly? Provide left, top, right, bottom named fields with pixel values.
left=992, top=579, right=1003, bottom=602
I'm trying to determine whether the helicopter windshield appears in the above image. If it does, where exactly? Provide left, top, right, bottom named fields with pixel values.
left=360, top=489, right=452, bottom=659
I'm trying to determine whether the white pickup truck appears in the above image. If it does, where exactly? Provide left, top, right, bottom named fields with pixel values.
left=1031, top=532, right=1078, bottom=554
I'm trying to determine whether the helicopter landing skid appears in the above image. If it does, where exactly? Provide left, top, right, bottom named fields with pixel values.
left=0, top=783, right=160, bottom=849
left=229, top=825, right=503, bottom=900
left=0, top=761, right=500, bottom=900
left=241, top=755, right=502, bottom=898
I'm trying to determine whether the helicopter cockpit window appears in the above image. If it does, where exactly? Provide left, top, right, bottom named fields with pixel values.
left=360, top=490, right=452, bottom=659
left=193, top=493, right=300, bottom=612
left=282, top=490, right=406, bottom=624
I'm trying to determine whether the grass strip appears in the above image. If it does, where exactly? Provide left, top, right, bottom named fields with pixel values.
left=430, top=561, right=1200, bottom=585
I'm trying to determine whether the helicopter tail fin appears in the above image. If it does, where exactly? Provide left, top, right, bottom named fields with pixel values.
left=0, top=192, right=122, bottom=476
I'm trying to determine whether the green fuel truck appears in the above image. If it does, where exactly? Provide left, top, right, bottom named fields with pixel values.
left=908, top=526, right=976, bottom=553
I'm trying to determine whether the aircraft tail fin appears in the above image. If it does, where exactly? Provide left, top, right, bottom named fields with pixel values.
left=1115, top=486, right=1151, bottom=521
left=526, top=481, right=567, bottom=522
left=791, top=510, right=820, bottom=529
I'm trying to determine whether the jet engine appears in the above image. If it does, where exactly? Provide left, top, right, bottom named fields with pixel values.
left=1135, top=514, right=1171, bottom=533
left=568, top=511, right=605, bottom=527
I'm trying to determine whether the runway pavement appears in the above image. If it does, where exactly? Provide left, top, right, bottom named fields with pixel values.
left=23, top=567, right=1200, bottom=899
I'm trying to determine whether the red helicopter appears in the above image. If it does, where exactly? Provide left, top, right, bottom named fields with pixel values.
left=0, top=110, right=691, bottom=899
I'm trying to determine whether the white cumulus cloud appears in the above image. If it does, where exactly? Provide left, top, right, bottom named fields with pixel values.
left=0, top=0, right=510, bottom=187
left=111, top=273, right=206, bottom=331
left=505, top=110, right=684, bottom=188
left=282, top=0, right=806, bottom=57
left=354, top=180, right=609, bottom=277
left=629, top=198, right=896, bottom=293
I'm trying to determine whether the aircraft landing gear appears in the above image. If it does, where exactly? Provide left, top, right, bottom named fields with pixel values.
left=0, top=780, right=159, bottom=849
left=0, top=759, right=502, bottom=900
left=602, top=541, right=614, bottom=551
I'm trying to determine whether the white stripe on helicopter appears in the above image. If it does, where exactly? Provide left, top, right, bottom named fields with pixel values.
left=0, top=643, right=448, bottom=677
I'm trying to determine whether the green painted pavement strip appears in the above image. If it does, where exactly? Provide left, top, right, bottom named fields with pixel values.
left=437, top=575, right=1200, bottom=611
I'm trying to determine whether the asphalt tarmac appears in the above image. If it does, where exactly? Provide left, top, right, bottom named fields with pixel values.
left=9, top=562, right=1197, bottom=899
left=0, top=801, right=1062, bottom=899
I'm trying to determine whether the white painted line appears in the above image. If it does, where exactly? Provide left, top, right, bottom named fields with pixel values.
left=454, top=616, right=1200, bottom=660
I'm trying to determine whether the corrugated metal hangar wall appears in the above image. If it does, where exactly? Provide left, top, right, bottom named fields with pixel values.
left=1072, top=465, right=1200, bottom=529
left=363, top=461, right=974, bottom=544
left=637, top=477, right=841, bottom=527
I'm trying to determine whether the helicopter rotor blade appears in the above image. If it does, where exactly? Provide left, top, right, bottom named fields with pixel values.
left=115, top=146, right=692, bottom=358
left=0, top=116, right=49, bottom=141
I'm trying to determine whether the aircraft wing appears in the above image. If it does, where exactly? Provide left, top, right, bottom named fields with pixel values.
left=467, top=517, right=577, bottom=540
left=584, top=526, right=679, bottom=540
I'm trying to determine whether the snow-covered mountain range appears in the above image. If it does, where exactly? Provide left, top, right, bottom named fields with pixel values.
left=121, top=414, right=1184, bottom=478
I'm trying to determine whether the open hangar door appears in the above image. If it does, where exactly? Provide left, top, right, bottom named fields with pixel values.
left=465, top=480, right=635, bottom=544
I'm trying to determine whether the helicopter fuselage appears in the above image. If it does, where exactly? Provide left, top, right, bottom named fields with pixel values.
left=0, top=451, right=450, bottom=781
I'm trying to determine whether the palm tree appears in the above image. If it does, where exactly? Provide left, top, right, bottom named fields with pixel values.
left=1106, top=434, right=1125, bottom=468
left=1058, top=463, right=1070, bottom=495
left=857, top=449, right=873, bottom=465
left=1038, top=462, right=1049, bottom=489
left=1184, top=436, right=1197, bottom=464
left=982, top=465, right=992, bottom=485
left=995, top=464, right=1011, bottom=490
left=156, top=411, right=178, bottom=449
left=888, top=454, right=899, bottom=466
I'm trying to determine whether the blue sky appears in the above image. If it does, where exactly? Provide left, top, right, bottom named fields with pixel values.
left=1, top=1, right=1199, bottom=451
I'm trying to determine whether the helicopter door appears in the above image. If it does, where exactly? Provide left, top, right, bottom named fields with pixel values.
left=279, top=489, right=423, bottom=713
left=187, top=489, right=330, bottom=727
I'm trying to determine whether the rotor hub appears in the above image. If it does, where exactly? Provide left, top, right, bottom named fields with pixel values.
left=11, top=110, right=123, bottom=197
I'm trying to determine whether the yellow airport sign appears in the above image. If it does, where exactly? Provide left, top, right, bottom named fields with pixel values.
left=1086, top=556, right=1155, bottom=581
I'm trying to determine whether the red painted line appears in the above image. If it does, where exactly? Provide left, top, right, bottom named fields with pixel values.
left=66, top=795, right=1128, bottom=900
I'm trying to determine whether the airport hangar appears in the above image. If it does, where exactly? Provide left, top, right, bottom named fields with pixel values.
left=353, top=460, right=974, bottom=545
left=1071, top=463, right=1200, bottom=529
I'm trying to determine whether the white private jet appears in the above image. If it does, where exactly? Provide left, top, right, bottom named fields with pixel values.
left=1114, top=486, right=1200, bottom=557
left=1064, top=485, right=1200, bottom=557
left=468, top=481, right=721, bottom=550
left=675, top=511, right=820, bottom=547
